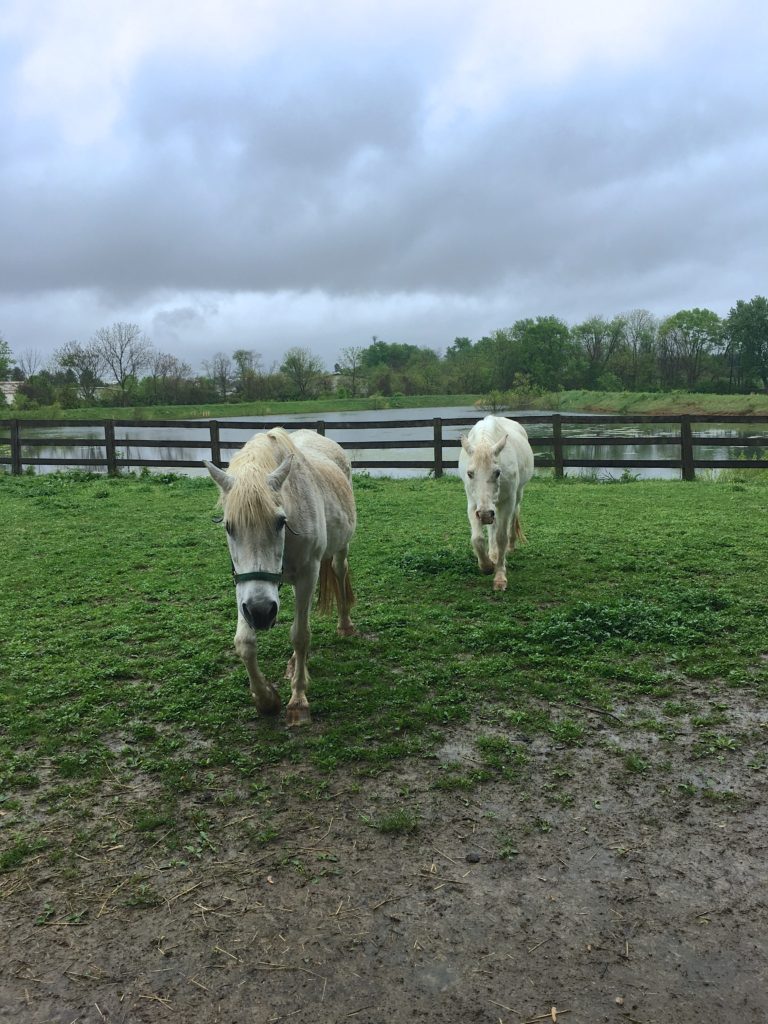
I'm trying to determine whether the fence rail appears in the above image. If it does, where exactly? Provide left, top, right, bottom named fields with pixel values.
left=1, top=413, right=767, bottom=480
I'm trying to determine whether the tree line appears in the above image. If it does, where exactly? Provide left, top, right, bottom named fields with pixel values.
left=1, top=296, right=767, bottom=410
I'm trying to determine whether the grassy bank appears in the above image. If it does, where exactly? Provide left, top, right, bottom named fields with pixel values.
left=1, top=393, right=481, bottom=422
left=532, top=389, right=768, bottom=416
left=2, top=388, right=768, bottom=422
left=1, top=471, right=767, bottom=870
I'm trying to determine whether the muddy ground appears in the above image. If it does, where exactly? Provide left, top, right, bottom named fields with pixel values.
left=2, top=709, right=767, bottom=1024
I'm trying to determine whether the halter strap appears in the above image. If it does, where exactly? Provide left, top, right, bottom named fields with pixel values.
left=232, top=568, right=283, bottom=585
left=214, top=520, right=284, bottom=586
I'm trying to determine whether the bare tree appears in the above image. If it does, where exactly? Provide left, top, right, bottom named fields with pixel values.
left=203, top=352, right=235, bottom=401
left=16, top=348, right=44, bottom=380
left=146, top=351, right=193, bottom=403
left=55, top=340, right=106, bottom=403
left=232, top=349, right=263, bottom=400
left=334, top=346, right=365, bottom=396
left=91, top=322, right=153, bottom=405
left=622, top=309, right=659, bottom=388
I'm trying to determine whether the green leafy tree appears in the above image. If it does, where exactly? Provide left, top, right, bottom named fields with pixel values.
left=280, top=347, right=326, bottom=398
left=473, top=329, right=520, bottom=390
left=571, top=316, right=627, bottom=387
left=658, top=308, right=722, bottom=390
left=444, top=337, right=493, bottom=393
left=0, top=336, right=13, bottom=378
left=397, top=347, right=442, bottom=395
left=726, top=296, right=768, bottom=391
left=510, top=316, right=576, bottom=391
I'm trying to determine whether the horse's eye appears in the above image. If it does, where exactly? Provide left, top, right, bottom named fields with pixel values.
left=493, top=469, right=501, bottom=480
left=276, top=515, right=287, bottom=532
left=467, top=471, right=474, bottom=479
left=225, top=521, right=233, bottom=537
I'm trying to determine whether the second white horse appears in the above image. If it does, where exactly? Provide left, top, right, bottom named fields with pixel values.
left=459, top=415, right=534, bottom=591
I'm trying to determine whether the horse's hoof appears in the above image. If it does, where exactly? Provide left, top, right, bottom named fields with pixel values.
left=255, top=700, right=281, bottom=716
left=337, top=623, right=357, bottom=637
left=251, top=687, right=281, bottom=715
left=285, top=705, right=312, bottom=728
left=480, top=564, right=494, bottom=575
left=493, top=577, right=507, bottom=592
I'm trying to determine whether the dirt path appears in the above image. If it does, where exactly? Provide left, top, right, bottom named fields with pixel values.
left=2, top=719, right=767, bottom=1024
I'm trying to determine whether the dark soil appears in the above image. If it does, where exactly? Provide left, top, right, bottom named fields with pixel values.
left=2, top=711, right=767, bottom=1024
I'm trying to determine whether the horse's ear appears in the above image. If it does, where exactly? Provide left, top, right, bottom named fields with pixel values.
left=491, top=435, right=508, bottom=456
left=460, top=435, right=474, bottom=455
left=204, top=460, right=234, bottom=493
left=267, top=454, right=293, bottom=492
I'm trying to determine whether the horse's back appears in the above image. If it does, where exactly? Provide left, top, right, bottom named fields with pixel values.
left=290, top=430, right=357, bottom=547
left=291, top=429, right=352, bottom=481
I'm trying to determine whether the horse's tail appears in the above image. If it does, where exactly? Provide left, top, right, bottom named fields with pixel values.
left=513, top=510, right=527, bottom=546
left=317, top=557, right=356, bottom=615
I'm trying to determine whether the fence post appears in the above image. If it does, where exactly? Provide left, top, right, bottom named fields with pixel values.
left=552, top=414, right=564, bottom=479
left=10, top=419, right=22, bottom=475
left=433, top=417, right=443, bottom=478
left=104, top=420, right=117, bottom=476
left=680, top=416, right=695, bottom=481
left=209, top=420, right=222, bottom=467
left=316, top=420, right=326, bottom=436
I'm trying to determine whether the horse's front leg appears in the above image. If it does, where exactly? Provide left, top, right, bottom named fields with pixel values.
left=491, top=514, right=511, bottom=592
left=234, top=617, right=281, bottom=715
left=468, top=500, right=493, bottom=574
left=285, top=567, right=319, bottom=727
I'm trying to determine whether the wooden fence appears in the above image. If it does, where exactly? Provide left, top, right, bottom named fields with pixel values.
left=1, top=414, right=767, bottom=480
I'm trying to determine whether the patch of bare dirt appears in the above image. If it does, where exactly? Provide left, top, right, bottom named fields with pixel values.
left=2, top=723, right=767, bottom=1024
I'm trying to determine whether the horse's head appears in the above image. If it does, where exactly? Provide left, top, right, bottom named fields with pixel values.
left=460, top=433, right=507, bottom=525
left=205, top=456, right=293, bottom=631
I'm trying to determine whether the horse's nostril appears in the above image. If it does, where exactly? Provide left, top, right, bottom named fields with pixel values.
left=242, top=601, right=279, bottom=631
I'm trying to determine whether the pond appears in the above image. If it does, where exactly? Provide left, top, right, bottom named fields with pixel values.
left=7, top=405, right=767, bottom=479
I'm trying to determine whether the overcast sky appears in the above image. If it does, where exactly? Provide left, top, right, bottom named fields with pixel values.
left=2, top=0, right=767, bottom=374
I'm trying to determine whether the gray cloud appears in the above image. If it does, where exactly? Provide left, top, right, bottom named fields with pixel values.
left=1, top=3, right=767, bottom=371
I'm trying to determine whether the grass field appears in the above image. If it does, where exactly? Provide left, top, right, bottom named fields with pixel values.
left=1, top=470, right=767, bottom=871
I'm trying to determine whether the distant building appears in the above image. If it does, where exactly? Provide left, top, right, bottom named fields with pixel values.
left=0, top=380, right=22, bottom=404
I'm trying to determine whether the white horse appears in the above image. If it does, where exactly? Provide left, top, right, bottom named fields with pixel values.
left=205, top=428, right=356, bottom=727
left=459, top=415, right=534, bottom=591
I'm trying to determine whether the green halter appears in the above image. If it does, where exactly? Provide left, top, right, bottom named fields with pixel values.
left=232, top=565, right=283, bottom=585
left=212, top=515, right=285, bottom=586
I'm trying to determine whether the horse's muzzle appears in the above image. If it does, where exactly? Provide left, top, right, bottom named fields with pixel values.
left=476, top=509, right=496, bottom=525
left=242, top=600, right=278, bottom=631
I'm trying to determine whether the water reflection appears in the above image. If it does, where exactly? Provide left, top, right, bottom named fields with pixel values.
left=7, top=407, right=767, bottom=480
